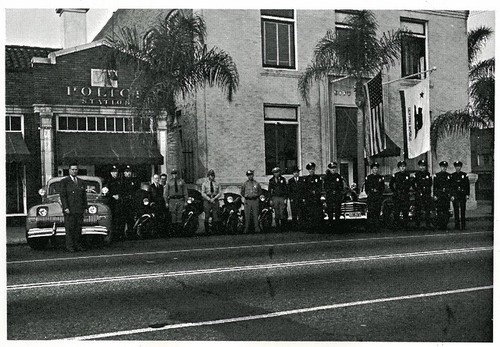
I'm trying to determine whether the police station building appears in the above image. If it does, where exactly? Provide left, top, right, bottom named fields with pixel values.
left=5, top=9, right=478, bottom=222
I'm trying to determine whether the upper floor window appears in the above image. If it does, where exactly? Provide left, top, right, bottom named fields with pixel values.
left=6, top=115, right=22, bottom=132
left=57, top=115, right=151, bottom=132
left=400, top=19, right=427, bottom=79
left=261, top=10, right=296, bottom=69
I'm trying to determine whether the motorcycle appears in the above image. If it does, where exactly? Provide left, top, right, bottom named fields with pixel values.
left=133, top=197, right=158, bottom=239
left=182, top=190, right=202, bottom=236
left=220, top=192, right=243, bottom=234
left=258, top=192, right=274, bottom=233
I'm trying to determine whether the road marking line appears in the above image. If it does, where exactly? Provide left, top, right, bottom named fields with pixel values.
left=8, top=246, right=492, bottom=291
left=7, top=230, right=492, bottom=265
left=63, top=285, right=493, bottom=340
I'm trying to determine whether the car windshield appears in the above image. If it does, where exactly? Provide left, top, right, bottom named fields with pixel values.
left=48, top=180, right=101, bottom=195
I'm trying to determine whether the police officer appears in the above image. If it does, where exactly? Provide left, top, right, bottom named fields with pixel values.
left=104, top=165, right=125, bottom=241
left=433, top=161, right=452, bottom=230
left=323, top=162, right=344, bottom=228
left=122, top=165, right=140, bottom=238
left=303, top=162, right=323, bottom=231
left=165, top=169, right=188, bottom=234
left=287, top=166, right=303, bottom=230
left=389, top=160, right=412, bottom=228
left=365, top=162, right=385, bottom=230
left=268, top=167, right=288, bottom=231
left=150, top=173, right=168, bottom=233
left=241, top=170, right=262, bottom=233
left=450, top=161, right=470, bottom=230
left=413, top=159, right=433, bottom=229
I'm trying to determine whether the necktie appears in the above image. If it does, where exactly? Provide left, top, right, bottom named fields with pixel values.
left=210, top=181, right=214, bottom=194
left=174, top=178, right=178, bottom=193
left=73, top=176, right=77, bottom=184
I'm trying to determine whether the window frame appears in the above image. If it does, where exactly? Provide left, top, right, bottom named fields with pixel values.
left=57, top=115, right=144, bottom=133
left=6, top=114, right=24, bottom=134
left=400, top=18, right=428, bottom=79
left=261, top=10, right=297, bottom=70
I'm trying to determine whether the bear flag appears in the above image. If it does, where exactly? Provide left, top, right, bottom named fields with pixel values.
left=402, top=78, right=430, bottom=158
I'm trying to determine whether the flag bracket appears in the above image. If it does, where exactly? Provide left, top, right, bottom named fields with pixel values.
left=382, top=67, right=437, bottom=85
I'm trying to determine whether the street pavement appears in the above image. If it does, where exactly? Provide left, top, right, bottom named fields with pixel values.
left=6, top=218, right=493, bottom=341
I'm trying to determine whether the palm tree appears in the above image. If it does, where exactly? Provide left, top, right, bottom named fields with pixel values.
left=106, top=9, right=239, bottom=172
left=430, top=26, right=494, bottom=150
left=299, top=10, right=404, bottom=186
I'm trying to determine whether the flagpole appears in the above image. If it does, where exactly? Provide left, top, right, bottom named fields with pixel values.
left=382, top=67, right=437, bottom=85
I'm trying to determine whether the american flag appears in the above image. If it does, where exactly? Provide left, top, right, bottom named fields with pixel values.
left=364, top=72, right=386, bottom=156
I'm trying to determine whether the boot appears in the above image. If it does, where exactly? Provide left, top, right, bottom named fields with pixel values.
left=204, top=221, right=211, bottom=235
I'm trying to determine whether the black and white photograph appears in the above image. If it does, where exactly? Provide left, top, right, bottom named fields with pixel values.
left=3, top=0, right=495, bottom=343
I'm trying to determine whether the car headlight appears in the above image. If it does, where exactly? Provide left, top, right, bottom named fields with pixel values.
left=187, top=197, right=194, bottom=204
left=37, top=207, right=48, bottom=216
left=101, top=187, right=109, bottom=195
left=320, top=196, right=326, bottom=201
left=38, top=188, right=46, bottom=196
left=143, top=198, right=149, bottom=205
left=227, top=196, right=234, bottom=203
left=88, top=205, right=97, bottom=214
left=259, top=195, right=266, bottom=202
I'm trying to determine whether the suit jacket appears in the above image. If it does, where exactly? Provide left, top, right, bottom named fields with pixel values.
left=60, top=176, right=88, bottom=214
left=287, top=176, right=304, bottom=200
left=149, top=183, right=166, bottom=205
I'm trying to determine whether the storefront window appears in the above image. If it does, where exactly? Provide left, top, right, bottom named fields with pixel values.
left=57, top=115, right=142, bottom=132
left=6, top=162, right=25, bottom=214
left=6, top=115, right=22, bottom=131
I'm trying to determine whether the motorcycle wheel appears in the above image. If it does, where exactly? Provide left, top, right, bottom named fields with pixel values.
left=260, top=213, right=273, bottom=233
left=226, top=215, right=238, bottom=234
left=184, top=215, right=198, bottom=236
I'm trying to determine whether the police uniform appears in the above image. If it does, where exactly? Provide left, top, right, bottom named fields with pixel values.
left=413, top=160, right=433, bottom=228
left=433, top=161, right=451, bottom=230
left=365, top=162, right=385, bottom=229
left=323, top=162, right=344, bottom=226
left=241, top=170, right=262, bottom=233
left=389, top=161, right=412, bottom=228
left=450, top=161, right=470, bottom=230
left=287, top=166, right=304, bottom=229
left=201, top=169, right=222, bottom=234
left=165, top=169, right=188, bottom=230
left=303, top=162, right=323, bottom=229
left=103, top=165, right=125, bottom=240
left=121, top=165, right=140, bottom=237
left=268, top=167, right=288, bottom=231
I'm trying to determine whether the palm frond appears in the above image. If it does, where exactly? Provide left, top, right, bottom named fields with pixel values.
left=469, top=57, right=495, bottom=80
left=468, top=26, right=494, bottom=65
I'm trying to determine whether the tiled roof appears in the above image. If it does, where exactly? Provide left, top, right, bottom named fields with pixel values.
left=5, top=45, right=60, bottom=71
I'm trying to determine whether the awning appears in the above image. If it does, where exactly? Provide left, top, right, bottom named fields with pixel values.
left=6, top=132, right=31, bottom=163
left=371, top=134, right=401, bottom=158
left=56, top=132, right=164, bottom=165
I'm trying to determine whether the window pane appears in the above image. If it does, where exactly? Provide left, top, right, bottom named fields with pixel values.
left=106, top=118, right=115, bottom=132
left=261, top=10, right=294, bottom=19
left=264, top=106, right=297, bottom=120
left=6, top=117, right=10, bottom=131
left=401, top=35, right=426, bottom=78
left=96, top=117, right=105, bottom=131
left=401, top=21, right=425, bottom=35
left=59, top=117, right=67, bottom=130
left=264, top=21, right=277, bottom=65
left=67, top=117, right=77, bottom=130
left=77, top=117, right=86, bottom=131
left=264, top=123, right=297, bottom=175
left=88, top=117, right=96, bottom=131
left=278, top=23, right=291, bottom=66
left=10, top=116, right=22, bottom=131
left=116, top=118, right=124, bottom=131
left=125, top=118, right=133, bottom=131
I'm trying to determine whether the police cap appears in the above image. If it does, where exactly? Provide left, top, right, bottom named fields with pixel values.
left=418, top=159, right=426, bottom=166
left=327, top=162, right=337, bottom=169
left=370, top=162, right=380, bottom=169
left=124, top=165, right=132, bottom=172
left=453, top=161, right=463, bottom=167
left=246, top=170, right=254, bottom=176
left=291, top=166, right=301, bottom=173
left=207, top=169, right=215, bottom=177
left=305, top=162, right=316, bottom=170
left=439, top=161, right=449, bottom=167
left=272, top=167, right=281, bottom=173
left=110, top=165, right=119, bottom=172
left=397, top=160, right=407, bottom=168
left=171, top=169, right=179, bottom=174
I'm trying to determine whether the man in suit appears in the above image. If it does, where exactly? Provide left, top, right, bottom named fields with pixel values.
left=60, top=163, right=88, bottom=252
left=150, top=173, right=168, bottom=232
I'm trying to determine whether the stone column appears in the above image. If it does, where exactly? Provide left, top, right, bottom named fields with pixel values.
left=157, top=113, right=168, bottom=174
left=35, top=105, right=54, bottom=186
left=467, top=173, right=478, bottom=210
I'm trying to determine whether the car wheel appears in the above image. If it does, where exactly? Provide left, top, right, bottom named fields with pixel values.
left=27, top=237, right=49, bottom=250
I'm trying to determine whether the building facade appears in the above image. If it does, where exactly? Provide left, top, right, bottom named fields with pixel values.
left=6, top=9, right=478, bottom=221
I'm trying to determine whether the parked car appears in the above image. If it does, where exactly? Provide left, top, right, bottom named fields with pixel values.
left=25, top=176, right=112, bottom=250
left=322, top=183, right=368, bottom=224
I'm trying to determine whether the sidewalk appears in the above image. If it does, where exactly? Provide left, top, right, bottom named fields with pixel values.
left=6, top=201, right=494, bottom=246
